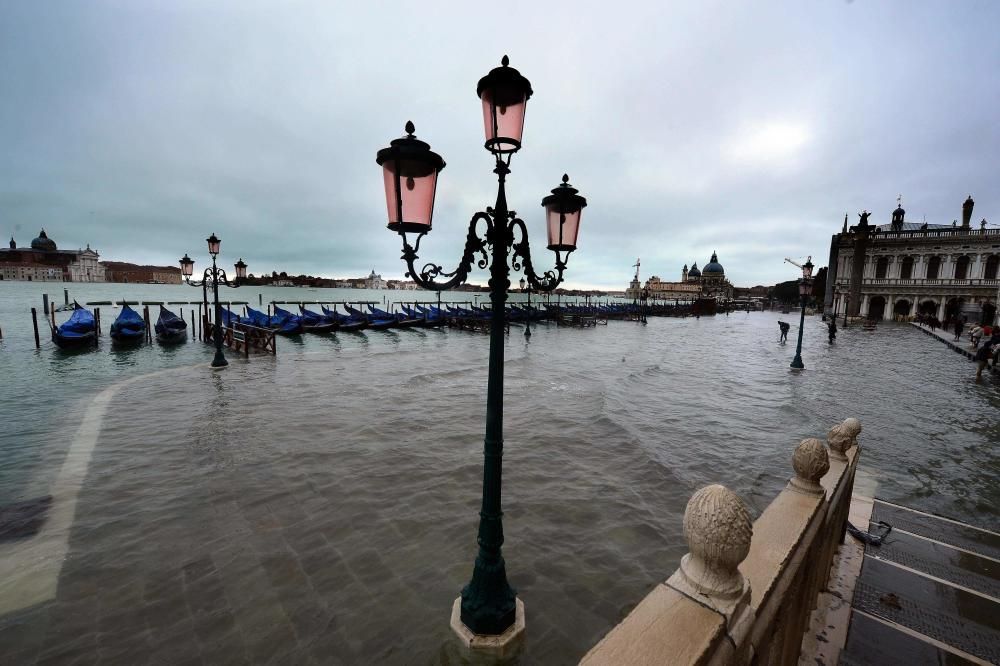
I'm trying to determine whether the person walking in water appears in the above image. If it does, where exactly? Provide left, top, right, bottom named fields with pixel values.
left=954, top=317, right=965, bottom=342
left=779, top=320, right=790, bottom=343
left=827, top=319, right=837, bottom=344
left=974, top=334, right=999, bottom=383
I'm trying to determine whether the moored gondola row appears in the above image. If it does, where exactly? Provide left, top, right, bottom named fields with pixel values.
left=38, top=297, right=714, bottom=355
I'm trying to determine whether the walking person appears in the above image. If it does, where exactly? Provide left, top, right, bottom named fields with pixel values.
left=974, top=334, right=999, bottom=383
left=953, top=317, right=965, bottom=342
left=827, top=319, right=837, bottom=344
left=778, top=320, right=790, bottom=343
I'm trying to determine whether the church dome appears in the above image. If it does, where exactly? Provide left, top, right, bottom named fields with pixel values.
left=702, top=251, right=725, bottom=276
left=687, top=262, right=701, bottom=278
left=31, top=229, right=56, bottom=251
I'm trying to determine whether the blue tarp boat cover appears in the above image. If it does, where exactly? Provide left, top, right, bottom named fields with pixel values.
left=155, top=306, right=187, bottom=335
left=58, top=305, right=95, bottom=337
left=110, top=304, right=145, bottom=338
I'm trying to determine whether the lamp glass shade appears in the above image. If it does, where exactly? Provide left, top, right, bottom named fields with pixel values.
left=476, top=56, right=532, bottom=155
left=480, top=90, right=528, bottom=155
left=799, top=281, right=811, bottom=296
left=519, top=277, right=526, bottom=291
left=376, top=123, right=446, bottom=233
left=546, top=207, right=582, bottom=252
left=234, top=259, right=247, bottom=279
left=207, top=234, right=221, bottom=256
left=179, top=254, right=194, bottom=277
left=541, top=175, right=587, bottom=252
left=802, top=259, right=814, bottom=279
left=381, top=163, right=439, bottom=232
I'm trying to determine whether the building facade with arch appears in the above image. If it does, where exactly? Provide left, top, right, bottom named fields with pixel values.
left=824, top=196, right=999, bottom=324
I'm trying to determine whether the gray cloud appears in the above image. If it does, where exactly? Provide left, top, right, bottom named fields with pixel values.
left=1, top=0, right=997, bottom=289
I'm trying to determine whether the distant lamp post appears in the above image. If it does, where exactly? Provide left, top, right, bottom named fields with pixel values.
left=376, top=56, right=586, bottom=644
left=790, top=257, right=814, bottom=370
left=641, top=288, right=649, bottom=324
left=179, top=234, right=245, bottom=368
left=519, top=276, right=532, bottom=337
left=843, top=292, right=850, bottom=328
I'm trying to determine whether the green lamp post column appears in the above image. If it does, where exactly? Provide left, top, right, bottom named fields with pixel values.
left=790, top=257, right=814, bottom=370
left=375, top=57, right=587, bottom=642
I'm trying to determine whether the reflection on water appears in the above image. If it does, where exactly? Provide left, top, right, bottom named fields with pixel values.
left=0, top=280, right=998, bottom=663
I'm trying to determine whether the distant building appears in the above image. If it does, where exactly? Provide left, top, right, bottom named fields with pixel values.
left=627, top=252, right=734, bottom=301
left=365, top=270, right=388, bottom=290
left=827, top=195, right=999, bottom=323
left=0, top=230, right=106, bottom=282
left=102, top=261, right=182, bottom=284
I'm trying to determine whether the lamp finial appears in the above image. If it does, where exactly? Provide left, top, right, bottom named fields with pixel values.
left=501, top=55, right=509, bottom=67
left=404, top=120, right=415, bottom=136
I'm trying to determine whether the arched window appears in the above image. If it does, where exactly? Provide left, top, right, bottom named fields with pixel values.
left=875, top=256, right=889, bottom=279
left=985, top=255, right=999, bottom=280
left=955, top=256, right=970, bottom=280
left=927, top=256, right=941, bottom=280
left=901, top=256, right=914, bottom=279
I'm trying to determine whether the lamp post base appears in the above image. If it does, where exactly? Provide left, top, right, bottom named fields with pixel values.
left=790, top=356, right=804, bottom=370
left=450, top=596, right=525, bottom=657
left=211, top=354, right=229, bottom=368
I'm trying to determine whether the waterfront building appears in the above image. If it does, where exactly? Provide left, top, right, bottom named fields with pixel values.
left=825, top=195, right=999, bottom=323
left=627, top=252, right=734, bottom=301
left=102, top=261, right=182, bottom=284
left=0, top=230, right=106, bottom=282
left=364, top=269, right=388, bottom=290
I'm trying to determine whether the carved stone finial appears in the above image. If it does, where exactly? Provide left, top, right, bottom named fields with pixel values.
left=841, top=417, right=862, bottom=449
left=677, top=484, right=752, bottom=600
left=790, top=438, right=830, bottom=495
left=826, top=424, right=850, bottom=462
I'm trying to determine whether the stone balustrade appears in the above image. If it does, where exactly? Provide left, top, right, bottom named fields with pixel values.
left=580, top=418, right=862, bottom=666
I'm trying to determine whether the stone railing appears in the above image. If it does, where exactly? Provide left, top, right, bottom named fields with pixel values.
left=835, top=277, right=999, bottom=288
left=580, top=419, right=862, bottom=666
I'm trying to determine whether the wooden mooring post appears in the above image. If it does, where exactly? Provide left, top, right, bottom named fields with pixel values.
left=31, top=308, right=40, bottom=349
left=143, top=306, right=152, bottom=344
left=190, top=310, right=195, bottom=343
left=95, top=308, right=101, bottom=336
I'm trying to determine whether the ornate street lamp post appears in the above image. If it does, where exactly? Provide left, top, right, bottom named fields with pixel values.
left=843, top=292, right=850, bottom=328
left=519, top=276, right=532, bottom=338
left=179, top=234, right=246, bottom=368
left=641, top=288, right=649, bottom=324
left=790, top=257, right=814, bottom=370
left=376, top=56, right=586, bottom=642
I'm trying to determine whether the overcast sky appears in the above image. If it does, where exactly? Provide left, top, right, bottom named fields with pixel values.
left=2, top=1, right=998, bottom=289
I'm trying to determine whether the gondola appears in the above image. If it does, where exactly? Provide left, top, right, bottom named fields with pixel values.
left=154, top=305, right=187, bottom=344
left=245, top=306, right=302, bottom=335
left=270, top=305, right=305, bottom=335
left=368, top=305, right=421, bottom=328
left=109, top=304, right=146, bottom=345
left=298, top=306, right=338, bottom=333
left=155, top=306, right=187, bottom=342
left=52, top=302, right=97, bottom=349
left=322, top=305, right=368, bottom=332
left=345, top=304, right=395, bottom=330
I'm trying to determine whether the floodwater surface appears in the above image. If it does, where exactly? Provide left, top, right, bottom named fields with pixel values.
left=0, top=282, right=998, bottom=664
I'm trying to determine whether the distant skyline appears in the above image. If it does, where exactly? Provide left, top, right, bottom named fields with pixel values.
left=2, top=1, right=998, bottom=289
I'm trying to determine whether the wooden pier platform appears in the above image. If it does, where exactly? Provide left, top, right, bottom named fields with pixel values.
left=838, top=499, right=999, bottom=665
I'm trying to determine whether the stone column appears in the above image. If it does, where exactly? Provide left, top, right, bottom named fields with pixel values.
left=861, top=294, right=869, bottom=315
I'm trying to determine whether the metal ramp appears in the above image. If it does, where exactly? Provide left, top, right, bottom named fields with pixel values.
left=840, top=499, right=1000, bottom=665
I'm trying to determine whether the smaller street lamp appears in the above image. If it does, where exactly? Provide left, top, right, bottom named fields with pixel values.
left=519, top=276, right=531, bottom=338
left=179, top=234, right=245, bottom=368
left=790, top=257, right=814, bottom=370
